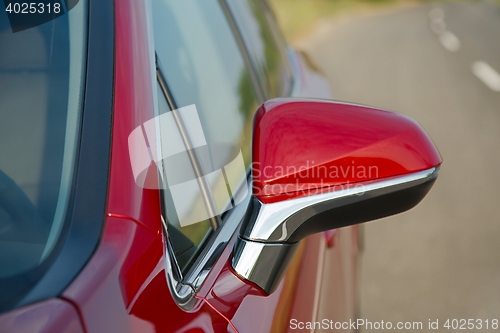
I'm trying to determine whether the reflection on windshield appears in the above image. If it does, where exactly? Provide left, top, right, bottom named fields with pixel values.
left=0, top=1, right=87, bottom=283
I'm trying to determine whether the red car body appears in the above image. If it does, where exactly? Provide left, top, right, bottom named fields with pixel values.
left=0, top=0, right=441, bottom=332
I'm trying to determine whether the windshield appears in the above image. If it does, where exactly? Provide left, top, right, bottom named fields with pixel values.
left=0, top=0, right=87, bottom=288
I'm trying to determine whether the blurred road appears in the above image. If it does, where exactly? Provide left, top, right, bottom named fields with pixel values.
left=298, top=1, right=500, bottom=330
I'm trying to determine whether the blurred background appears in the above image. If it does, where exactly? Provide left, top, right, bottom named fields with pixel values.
left=269, top=0, right=500, bottom=330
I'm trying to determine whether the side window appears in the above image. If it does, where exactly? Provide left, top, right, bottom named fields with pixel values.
left=152, top=0, right=259, bottom=272
left=226, top=0, right=293, bottom=98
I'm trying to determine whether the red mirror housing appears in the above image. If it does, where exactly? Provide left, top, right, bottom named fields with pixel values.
left=252, top=98, right=442, bottom=204
left=233, top=98, right=442, bottom=293
left=233, top=98, right=441, bottom=293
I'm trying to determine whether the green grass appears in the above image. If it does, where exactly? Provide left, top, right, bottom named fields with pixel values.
left=269, top=0, right=499, bottom=41
left=268, top=0, right=421, bottom=40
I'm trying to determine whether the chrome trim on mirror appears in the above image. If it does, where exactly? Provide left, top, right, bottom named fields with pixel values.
left=232, top=238, right=299, bottom=293
left=232, top=167, right=439, bottom=293
left=243, top=168, right=438, bottom=243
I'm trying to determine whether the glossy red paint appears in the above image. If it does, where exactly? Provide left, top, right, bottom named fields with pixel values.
left=57, top=21, right=368, bottom=333
left=0, top=1, right=373, bottom=332
left=106, top=0, right=160, bottom=234
left=63, top=216, right=230, bottom=333
left=199, top=230, right=326, bottom=333
left=61, top=0, right=231, bottom=331
left=324, top=229, right=338, bottom=248
left=0, top=299, right=85, bottom=333
left=252, top=98, right=442, bottom=203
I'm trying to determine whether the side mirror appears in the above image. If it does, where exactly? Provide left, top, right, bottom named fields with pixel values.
left=232, top=98, right=442, bottom=293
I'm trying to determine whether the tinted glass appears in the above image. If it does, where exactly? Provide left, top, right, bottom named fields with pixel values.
left=152, top=0, right=258, bottom=272
left=226, top=0, right=292, bottom=98
left=0, top=0, right=87, bottom=289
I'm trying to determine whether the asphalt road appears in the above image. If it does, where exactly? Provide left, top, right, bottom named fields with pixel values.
left=297, top=1, right=500, bottom=330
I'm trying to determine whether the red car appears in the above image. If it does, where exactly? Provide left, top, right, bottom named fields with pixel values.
left=0, top=0, right=441, bottom=332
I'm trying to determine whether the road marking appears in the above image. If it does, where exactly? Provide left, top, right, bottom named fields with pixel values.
left=472, top=61, right=500, bottom=92
left=439, top=31, right=460, bottom=52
